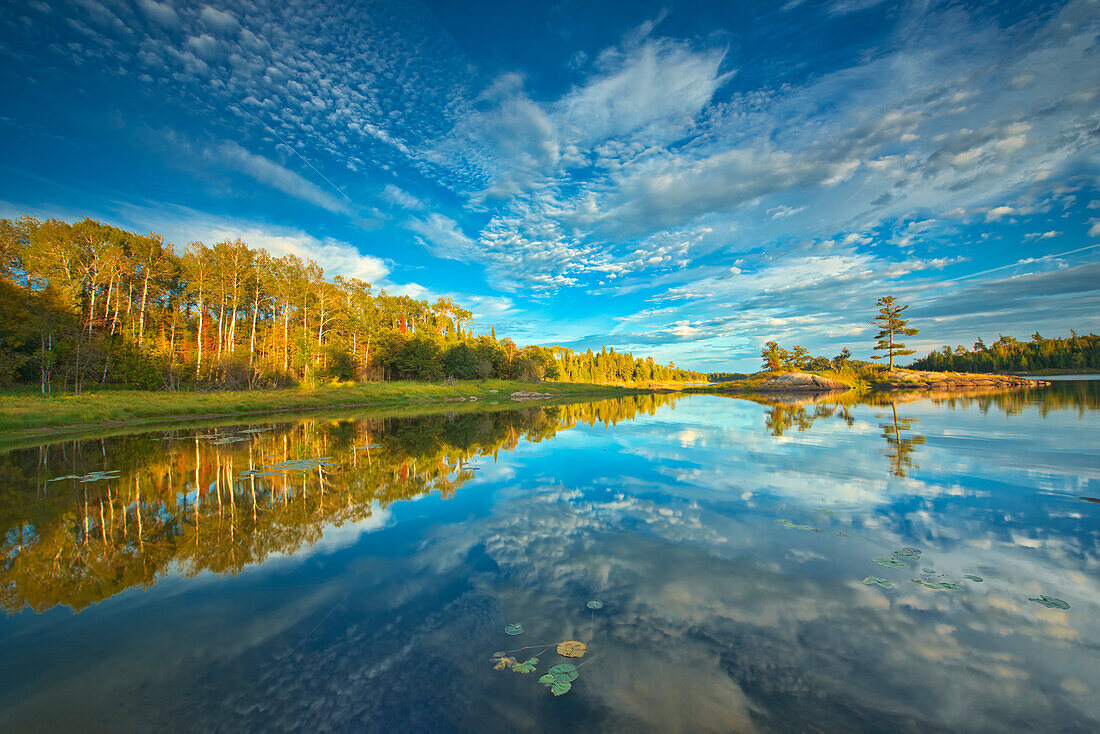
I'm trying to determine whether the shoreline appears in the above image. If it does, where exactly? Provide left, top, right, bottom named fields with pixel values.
left=692, top=369, right=1052, bottom=397
left=0, top=380, right=659, bottom=447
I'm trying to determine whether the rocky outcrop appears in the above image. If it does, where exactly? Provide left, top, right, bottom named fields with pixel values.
left=756, top=372, right=852, bottom=392
left=510, top=390, right=553, bottom=401
left=873, top=370, right=1047, bottom=391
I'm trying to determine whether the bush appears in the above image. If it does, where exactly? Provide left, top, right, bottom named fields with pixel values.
left=325, top=347, right=356, bottom=381
left=442, top=343, right=478, bottom=379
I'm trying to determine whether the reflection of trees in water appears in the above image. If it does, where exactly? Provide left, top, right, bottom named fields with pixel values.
left=879, top=403, right=925, bottom=478
left=0, top=394, right=680, bottom=614
left=764, top=402, right=855, bottom=437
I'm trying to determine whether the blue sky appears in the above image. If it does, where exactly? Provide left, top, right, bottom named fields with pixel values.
left=0, top=0, right=1098, bottom=371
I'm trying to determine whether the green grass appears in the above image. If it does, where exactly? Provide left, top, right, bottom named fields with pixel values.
left=0, top=380, right=647, bottom=439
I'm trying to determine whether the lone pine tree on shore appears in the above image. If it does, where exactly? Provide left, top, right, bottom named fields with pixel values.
left=871, top=296, right=918, bottom=369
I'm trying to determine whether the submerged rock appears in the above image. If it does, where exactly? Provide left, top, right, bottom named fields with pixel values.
left=510, top=391, right=553, bottom=401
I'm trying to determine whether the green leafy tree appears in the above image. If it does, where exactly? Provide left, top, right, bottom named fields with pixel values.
left=761, top=341, right=789, bottom=372
left=871, top=296, right=918, bottom=369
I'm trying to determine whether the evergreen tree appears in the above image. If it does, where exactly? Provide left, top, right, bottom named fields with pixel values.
left=871, top=296, right=918, bottom=369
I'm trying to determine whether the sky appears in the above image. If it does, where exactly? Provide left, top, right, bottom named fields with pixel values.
left=0, top=0, right=1098, bottom=371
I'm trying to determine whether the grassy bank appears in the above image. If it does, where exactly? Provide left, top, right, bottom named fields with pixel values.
left=0, top=380, right=648, bottom=439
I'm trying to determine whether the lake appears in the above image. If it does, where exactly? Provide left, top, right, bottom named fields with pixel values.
left=1, top=383, right=1097, bottom=733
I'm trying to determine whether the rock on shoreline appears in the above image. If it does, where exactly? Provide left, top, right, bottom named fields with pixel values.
left=756, top=373, right=852, bottom=392
left=873, top=370, right=1048, bottom=391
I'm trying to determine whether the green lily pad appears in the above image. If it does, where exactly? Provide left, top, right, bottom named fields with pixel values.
left=539, top=674, right=556, bottom=685
left=548, top=663, right=578, bottom=676
left=549, top=680, right=572, bottom=696
left=872, top=557, right=909, bottom=569
left=863, top=576, right=894, bottom=588
left=513, top=658, right=538, bottom=674
left=892, top=548, right=922, bottom=561
left=963, top=574, right=983, bottom=582
left=586, top=600, right=604, bottom=610
left=1029, top=595, right=1070, bottom=609
left=816, top=509, right=834, bottom=515
left=504, top=623, right=524, bottom=636
left=911, top=579, right=963, bottom=591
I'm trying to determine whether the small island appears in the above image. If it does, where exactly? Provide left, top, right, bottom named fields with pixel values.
left=699, top=296, right=1075, bottom=397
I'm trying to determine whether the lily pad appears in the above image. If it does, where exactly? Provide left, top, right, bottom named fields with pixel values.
left=586, top=600, right=604, bottom=610
left=833, top=531, right=850, bottom=537
left=557, top=640, right=587, bottom=658
left=538, top=674, right=556, bottom=685
left=504, top=623, right=525, bottom=636
left=549, top=680, right=572, bottom=696
left=513, top=657, right=539, bottom=674
left=863, top=576, right=894, bottom=588
left=911, top=578, right=963, bottom=591
left=548, top=663, right=578, bottom=678
left=892, top=548, right=922, bottom=561
left=963, top=574, right=983, bottom=583
left=872, top=556, right=909, bottom=569
left=491, top=654, right=517, bottom=670
left=1029, top=595, right=1070, bottom=610
left=816, top=509, right=834, bottom=515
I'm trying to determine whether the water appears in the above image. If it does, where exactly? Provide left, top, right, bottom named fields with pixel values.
left=1, top=383, right=1097, bottom=733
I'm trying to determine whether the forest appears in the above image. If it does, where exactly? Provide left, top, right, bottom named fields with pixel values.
left=0, top=216, right=704, bottom=393
left=910, top=332, right=1100, bottom=373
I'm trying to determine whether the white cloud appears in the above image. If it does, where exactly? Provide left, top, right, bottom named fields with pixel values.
left=198, top=6, right=239, bottom=35
left=213, top=141, right=353, bottom=215
left=114, top=204, right=390, bottom=284
left=136, top=0, right=178, bottom=27
left=406, top=213, right=476, bottom=259
left=381, top=185, right=424, bottom=210
left=986, top=206, right=1015, bottom=222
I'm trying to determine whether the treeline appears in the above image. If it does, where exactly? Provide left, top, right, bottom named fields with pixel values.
left=0, top=216, right=702, bottom=392
left=911, top=332, right=1100, bottom=373
left=761, top=341, right=859, bottom=373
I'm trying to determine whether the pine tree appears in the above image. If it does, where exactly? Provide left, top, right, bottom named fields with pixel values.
left=871, top=296, right=918, bottom=369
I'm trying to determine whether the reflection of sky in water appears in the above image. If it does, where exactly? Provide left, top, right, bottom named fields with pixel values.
left=1, top=387, right=1098, bottom=733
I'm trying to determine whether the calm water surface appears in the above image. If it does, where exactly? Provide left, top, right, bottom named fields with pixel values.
left=1, top=383, right=1098, bottom=733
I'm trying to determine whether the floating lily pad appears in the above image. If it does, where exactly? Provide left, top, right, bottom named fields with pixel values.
left=504, top=623, right=525, bottom=636
left=548, top=663, right=578, bottom=678
left=963, top=574, right=983, bottom=582
left=911, top=579, right=963, bottom=591
left=556, top=640, right=587, bottom=658
left=872, top=557, right=909, bottom=569
left=863, top=576, right=894, bottom=588
left=777, top=519, right=816, bottom=531
left=892, top=548, right=922, bottom=561
left=833, top=531, right=850, bottom=537
left=491, top=653, right=517, bottom=670
left=586, top=600, right=604, bottom=610
left=922, top=567, right=935, bottom=574
left=549, top=680, right=572, bottom=696
left=1029, top=595, right=1070, bottom=609
left=816, top=509, right=834, bottom=515
left=538, top=674, right=556, bottom=685
left=513, top=657, right=539, bottom=674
